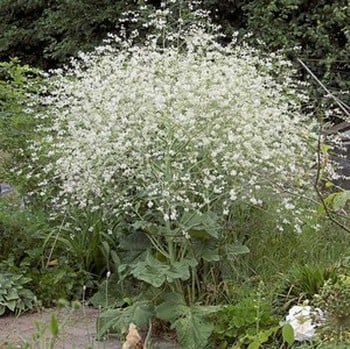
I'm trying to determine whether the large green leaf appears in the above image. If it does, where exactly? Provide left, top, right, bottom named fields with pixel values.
left=192, top=239, right=220, bottom=262
left=131, top=254, right=167, bottom=287
left=97, top=300, right=154, bottom=339
left=282, top=323, right=295, bottom=345
left=224, top=243, right=250, bottom=260
left=172, top=304, right=219, bottom=349
left=6, top=300, right=16, bottom=312
left=156, top=294, right=219, bottom=349
left=155, top=292, right=187, bottom=323
left=332, top=191, right=350, bottom=211
left=180, top=211, right=220, bottom=239
left=131, top=254, right=197, bottom=287
left=5, top=289, right=19, bottom=301
left=166, top=260, right=192, bottom=282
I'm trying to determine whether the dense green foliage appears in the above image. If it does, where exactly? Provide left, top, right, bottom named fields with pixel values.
left=0, top=1, right=350, bottom=348
left=0, top=271, right=36, bottom=316
left=1, top=1, right=348, bottom=72
left=1, top=0, right=348, bottom=108
left=0, top=0, right=141, bottom=69
left=0, top=59, right=44, bottom=190
left=242, top=0, right=350, bottom=106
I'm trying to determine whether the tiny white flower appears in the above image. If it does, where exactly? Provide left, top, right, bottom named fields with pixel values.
left=229, top=189, right=237, bottom=201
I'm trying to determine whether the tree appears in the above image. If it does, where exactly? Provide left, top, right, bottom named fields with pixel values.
left=242, top=0, right=350, bottom=107
left=0, top=0, right=140, bottom=69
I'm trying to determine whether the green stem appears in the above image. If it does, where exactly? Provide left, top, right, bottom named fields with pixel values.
left=148, top=234, right=170, bottom=259
left=191, top=266, right=196, bottom=304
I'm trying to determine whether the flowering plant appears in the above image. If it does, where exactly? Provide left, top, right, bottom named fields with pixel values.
left=286, top=304, right=324, bottom=342
left=26, top=2, right=320, bottom=347
left=27, top=7, right=319, bottom=285
left=32, top=28, right=317, bottom=228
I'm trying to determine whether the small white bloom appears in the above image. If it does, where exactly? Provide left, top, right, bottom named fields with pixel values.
left=170, top=209, right=177, bottom=221
left=229, top=189, right=237, bottom=201
left=182, top=230, right=190, bottom=239
left=250, top=197, right=258, bottom=205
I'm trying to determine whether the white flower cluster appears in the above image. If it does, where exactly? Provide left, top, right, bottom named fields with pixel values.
left=31, top=26, right=317, bottom=230
left=286, top=305, right=324, bottom=342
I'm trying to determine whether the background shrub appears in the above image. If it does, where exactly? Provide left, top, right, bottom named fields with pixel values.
left=242, top=0, right=350, bottom=110
left=0, top=59, right=45, bottom=196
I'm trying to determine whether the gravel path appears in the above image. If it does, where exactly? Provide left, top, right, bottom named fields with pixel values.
left=0, top=307, right=118, bottom=348
left=0, top=307, right=179, bottom=348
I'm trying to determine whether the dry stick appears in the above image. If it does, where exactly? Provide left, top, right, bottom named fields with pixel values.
left=297, top=58, right=350, bottom=117
left=297, top=59, right=350, bottom=234
left=45, top=213, right=67, bottom=268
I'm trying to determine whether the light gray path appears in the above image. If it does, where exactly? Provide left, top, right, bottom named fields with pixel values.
left=0, top=307, right=179, bottom=348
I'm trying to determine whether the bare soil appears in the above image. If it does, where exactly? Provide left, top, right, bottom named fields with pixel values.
left=0, top=307, right=179, bottom=349
left=0, top=307, right=118, bottom=348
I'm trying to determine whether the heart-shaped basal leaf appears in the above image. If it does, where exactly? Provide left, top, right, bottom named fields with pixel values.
left=119, top=231, right=151, bottom=251
left=224, top=243, right=250, bottom=260
left=5, top=289, right=19, bottom=301
left=192, top=239, right=220, bottom=262
left=180, top=211, right=220, bottom=240
left=155, top=292, right=187, bottom=323
left=97, top=300, right=154, bottom=339
left=131, top=253, right=197, bottom=287
left=157, top=300, right=220, bottom=349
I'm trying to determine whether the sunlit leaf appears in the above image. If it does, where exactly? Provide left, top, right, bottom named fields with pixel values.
left=282, top=323, right=295, bottom=345
left=131, top=254, right=196, bottom=287
left=333, top=190, right=350, bottom=211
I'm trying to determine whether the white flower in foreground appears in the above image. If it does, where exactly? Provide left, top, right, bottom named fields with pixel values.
left=286, top=305, right=323, bottom=341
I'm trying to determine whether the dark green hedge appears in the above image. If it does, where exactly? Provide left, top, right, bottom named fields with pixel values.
left=0, top=0, right=140, bottom=69
left=242, top=0, right=350, bottom=106
left=0, top=0, right=348, bottom=105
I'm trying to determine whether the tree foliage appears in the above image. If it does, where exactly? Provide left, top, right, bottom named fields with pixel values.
left=0, top=59, right=44, bottom=185
left=242, top=0, right=350, bottom=106
left=0, top=0, right=142, bottom=69
left=1, top=0, right=348, bottom=77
